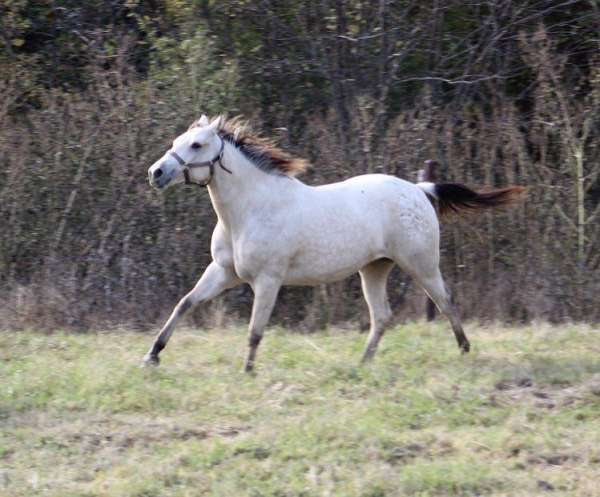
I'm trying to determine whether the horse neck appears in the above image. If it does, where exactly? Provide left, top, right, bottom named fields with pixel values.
left=207, top=142, right=290, bottom=230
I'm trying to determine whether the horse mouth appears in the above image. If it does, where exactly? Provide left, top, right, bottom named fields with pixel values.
left=150, top=175, right=172, bottom=190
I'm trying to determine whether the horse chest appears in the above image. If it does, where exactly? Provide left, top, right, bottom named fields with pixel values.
left=210, top=224, right=235, bottom=268
left=231, top=241, right=280, bottom=282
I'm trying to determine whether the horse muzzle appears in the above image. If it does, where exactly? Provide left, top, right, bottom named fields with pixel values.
left=148, top=165, right=172, bottom=189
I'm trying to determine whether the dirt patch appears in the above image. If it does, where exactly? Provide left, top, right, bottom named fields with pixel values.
left=66, top=425, right=210, bottom=451
left=494, top=377, right=533, bottom=390
left=215, top=425, right=249, bottom=437
left=383, top=439, right=455, bottom=465
left=385, top=443, right=427, bottom=464
left=526, top=453, right=578, bottom=466
left=537, top=480, right=555, bottom=491
left=490, top=373, right=600, bottom=411
left=5, top=411, right=251, bottom=460
left=266, top=381, right=305, bottom=408
left=233, top=445, right=271, bottom=460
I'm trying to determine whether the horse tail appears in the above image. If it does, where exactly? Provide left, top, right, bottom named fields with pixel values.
left=416, top=181, right=526, bottom=218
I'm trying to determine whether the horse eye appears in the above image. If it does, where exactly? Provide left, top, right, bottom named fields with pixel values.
left=191, top=142, right=202, bottom=150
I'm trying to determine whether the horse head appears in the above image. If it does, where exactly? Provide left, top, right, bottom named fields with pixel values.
left=148, top=115, right=224, bottom=189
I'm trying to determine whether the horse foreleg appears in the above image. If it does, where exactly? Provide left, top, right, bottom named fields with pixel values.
left=143, top=262, right=240, bottom=366
left=244, top=276, right=281, bottom=373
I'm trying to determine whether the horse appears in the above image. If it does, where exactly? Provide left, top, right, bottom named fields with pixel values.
left=143, top=115, right=524, bottom=372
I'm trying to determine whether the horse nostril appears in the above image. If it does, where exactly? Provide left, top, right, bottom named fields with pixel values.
left=153, top=168, right=163, bottom=179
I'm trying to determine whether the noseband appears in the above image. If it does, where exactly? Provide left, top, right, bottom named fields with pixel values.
left=169, top=138, right=232, bottom=187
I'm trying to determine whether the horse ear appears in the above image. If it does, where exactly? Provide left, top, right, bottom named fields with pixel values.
left=198, top=114, right=209, bottom=127
left=208, top=116, right=222, bottom=133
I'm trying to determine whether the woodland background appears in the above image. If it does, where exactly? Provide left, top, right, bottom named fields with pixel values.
left=0, top=0, right=598, bottom=331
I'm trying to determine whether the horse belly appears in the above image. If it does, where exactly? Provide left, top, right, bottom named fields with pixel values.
left=285, top=257, right=374, bottom=285
left=284, top=218, right=386, bottom=285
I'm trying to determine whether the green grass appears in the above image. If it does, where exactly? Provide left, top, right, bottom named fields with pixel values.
left=1, top=323, right=600, bottom=496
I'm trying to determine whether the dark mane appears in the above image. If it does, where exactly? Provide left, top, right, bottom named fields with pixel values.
left=189, top=116, right=309, bottom=177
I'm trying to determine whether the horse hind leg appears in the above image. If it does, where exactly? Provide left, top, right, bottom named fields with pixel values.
left=413, top=265, right=470, bottom=353
left=359, top=258, right=395, bottom=363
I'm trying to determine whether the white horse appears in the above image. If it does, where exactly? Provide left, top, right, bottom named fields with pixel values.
left=144, top=115, right=523, bottom=371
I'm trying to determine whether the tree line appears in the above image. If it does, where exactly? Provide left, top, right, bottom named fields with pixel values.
left=0, top=0, right=598, bottom=330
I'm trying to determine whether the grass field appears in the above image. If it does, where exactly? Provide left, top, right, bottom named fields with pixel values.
left=1, top=323, right=600, bottom=497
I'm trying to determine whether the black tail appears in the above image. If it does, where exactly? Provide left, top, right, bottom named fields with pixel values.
left=432, top=183, right=526, bottom=217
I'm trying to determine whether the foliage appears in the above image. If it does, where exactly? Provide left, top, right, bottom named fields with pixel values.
left=0, top=1, right=598, bottom=329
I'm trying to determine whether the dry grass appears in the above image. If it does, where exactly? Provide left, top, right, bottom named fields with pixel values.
left=1, top=323, right=600, bottom=496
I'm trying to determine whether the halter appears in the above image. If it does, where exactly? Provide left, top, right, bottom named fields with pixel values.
left=169, top=138, right=232, bottom=187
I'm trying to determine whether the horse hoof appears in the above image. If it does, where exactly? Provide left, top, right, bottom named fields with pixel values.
left=142, top=354, right=160, bottom=367
left=361, top=351, right=375, bottom=364
left=460, top=342, right=471, bottom=354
